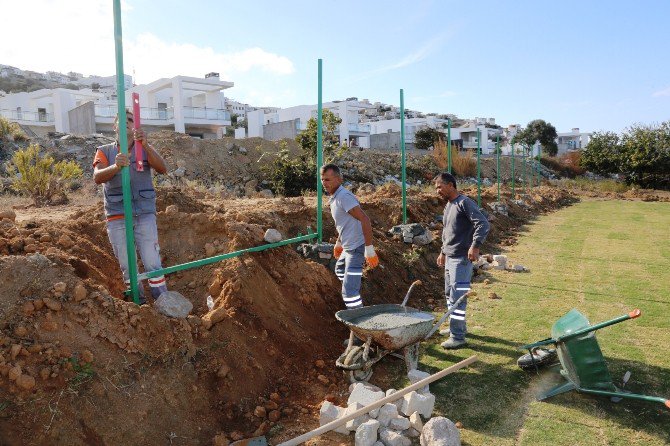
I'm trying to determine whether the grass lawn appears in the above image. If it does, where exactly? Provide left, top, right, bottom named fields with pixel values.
left=416, top=199, right=670, bottom=445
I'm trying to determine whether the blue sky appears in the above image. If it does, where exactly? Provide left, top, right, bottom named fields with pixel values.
left=2, top=0, right=669, bottom=133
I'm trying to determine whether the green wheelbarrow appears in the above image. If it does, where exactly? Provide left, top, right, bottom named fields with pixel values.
left=519, top=308, right=670, bottom=409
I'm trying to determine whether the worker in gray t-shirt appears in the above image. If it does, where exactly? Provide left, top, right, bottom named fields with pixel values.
left=321, top=163, right=379, bottom=309
left=435, top=172, right=490, bottom=349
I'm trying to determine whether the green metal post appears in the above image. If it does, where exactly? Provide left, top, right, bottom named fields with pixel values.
left=476, top=128, right=481, bottom=207
left=113, top=0, right=139, bottom=304
left=447, top=118, right=452, bottom=174
left=511, top=138, right=516, bottom=200
left=537, top=144, right=541, bottom=188
left=400, top=89, right=407, bottom=224
left=522, top=145, right=527, bottom=195
left=316, top=59, right=323, bottom=243
left=496, top=136, right=500, bottom=202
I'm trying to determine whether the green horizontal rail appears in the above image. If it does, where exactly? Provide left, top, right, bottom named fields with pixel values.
left=136, top=231, right=317, bottom=281
left=578, top=387, right=669, bottom=407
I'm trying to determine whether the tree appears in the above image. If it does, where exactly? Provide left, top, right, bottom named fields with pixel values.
left=516, top=119, right=558, bottom=156
left=581, top=122, right=670, bottom=189
left=264, top=109, right=347, bottom=196
left=414, top=127, right=442, bottom=150
left=8, top=144, right=83, bottom=205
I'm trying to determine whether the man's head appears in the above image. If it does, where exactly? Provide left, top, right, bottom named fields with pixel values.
left=113, top=110, right=134, bottom=141
left=434, top=172, right=458, bottom=200
left=320, top=163, right=343, bottom=195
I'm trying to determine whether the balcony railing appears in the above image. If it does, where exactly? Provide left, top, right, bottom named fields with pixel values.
left=348, top=123, right=370, bottom=133
left=0, top=109, right=53, bottom=122
left=182, top=107, right=230, bottom=121
left=94, top=104, right=174, bottom=120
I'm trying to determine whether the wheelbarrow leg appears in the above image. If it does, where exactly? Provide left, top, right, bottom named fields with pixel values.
left=537, top=380, right=576, bottom=401
left=403, top=343, right=420, bottom=372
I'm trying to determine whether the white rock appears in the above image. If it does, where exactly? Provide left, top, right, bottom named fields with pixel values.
left=320, top=401, right=348, bottom=434
left=154, top=291, right=193, bottom=318
left=403, top=428, right=421, bottom=438
left=385, top=389, right=403, bottom=412
left=492, top=255, right=507, bottom=269
left=400, top=391, right=435, bottom=418
left=355, top=419, right=380, bottom=446
left=345, top=402, right=371, bottom=431
left=409, top=412, right=424, bottom=432
left=264, top=228, right=283, bottom=243
left=389, top=416, right=411, bottom=431
left=377, top=403, right=399, bottom=427
left=407, top=369, right=431, bottom=394
left=380, top=428, right=411, bottom=446
left=368, top=407, right=380, bottom=418
left=420, top=417, right=460, bottom=446
left=348, top=382, right=386, bottom=407
left=373, top=442, right=385, bottom=446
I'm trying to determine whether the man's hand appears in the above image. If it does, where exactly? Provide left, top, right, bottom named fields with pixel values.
left=468, top=246, right=480, bottom=262
left=364, top=245, right=379, bottom=269
left=132, top=128, right=147, bottom=145
left=114, top=152, right=130, bottom=169
left=333, top=241, right=343, bottom=259
left=437, top=252, right=445, bottom=267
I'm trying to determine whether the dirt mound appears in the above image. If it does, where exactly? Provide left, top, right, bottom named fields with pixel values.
left=0, top=183, right=576, bottom=445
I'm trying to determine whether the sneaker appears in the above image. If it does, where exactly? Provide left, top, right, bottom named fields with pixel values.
left=438, top=328, right=451, bottom=336
left=441, top=338, right=467, bottom=349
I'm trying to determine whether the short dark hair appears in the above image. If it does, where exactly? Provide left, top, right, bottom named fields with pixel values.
left=320, top=163, right=341, bottom=176
left=114, top=109, right=133, bottom=124
left=435, top=172, right=457, bottom=188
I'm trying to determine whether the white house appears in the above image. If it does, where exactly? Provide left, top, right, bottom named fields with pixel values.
left=0, top=73, right=234, bottom=138
left=557, top=128, right=592, bottom=154
left=247, top=98, right=376, bottom=147
left=225, top=98, right=254, bottom=121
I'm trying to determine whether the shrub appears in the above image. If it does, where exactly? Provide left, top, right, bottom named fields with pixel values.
left=7, top=143, right=83, bottom=205
left=0, top=116, right=28, bottom=141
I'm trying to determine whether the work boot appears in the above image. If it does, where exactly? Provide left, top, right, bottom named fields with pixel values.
left=441, top=337, right=467, bottom=349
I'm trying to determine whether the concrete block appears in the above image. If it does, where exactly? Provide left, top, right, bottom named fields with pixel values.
left=389, top=416, right=411, bottom=431
left=345, top=402, right=371, bottom=431
left=400, top=391, right=435, bottom=418
left=355, top=419, right=380, bottom=446
left=385, top=389, right=403, bottom=412
left=407, top=369, right=431, bottom=394
left=377, top=403, right=399, bottom=427
left=380, top=428, right=411, bottom=446
left=348, top=382, right=386, bottom=407
left=409, top=412, right=423, bottom=432
left=319, top=401, right=348, bottom=435
left=420, top=417, right=460, bottom=446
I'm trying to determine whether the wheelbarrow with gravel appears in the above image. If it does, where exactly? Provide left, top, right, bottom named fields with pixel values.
left=335, top=280, right=465, bottom=383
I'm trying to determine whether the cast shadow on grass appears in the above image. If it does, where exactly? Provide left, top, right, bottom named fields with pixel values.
left=491, top=278, right=669, bottom=306
left=532, top=356, right=670, bottom=442
left=418, top=333, right=670, bottom=443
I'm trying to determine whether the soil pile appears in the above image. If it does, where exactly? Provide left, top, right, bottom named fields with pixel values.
left=0, top=180, right=576, bottom=445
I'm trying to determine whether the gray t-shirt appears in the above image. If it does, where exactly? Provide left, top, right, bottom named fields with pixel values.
left=330, top=185, right=365, bottom=249
left=441, top=194, right=490, bottom=257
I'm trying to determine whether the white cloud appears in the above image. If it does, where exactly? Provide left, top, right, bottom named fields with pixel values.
left=0, top=0, right=294, bottom=84
left=652, top=86, right=670, bottom=97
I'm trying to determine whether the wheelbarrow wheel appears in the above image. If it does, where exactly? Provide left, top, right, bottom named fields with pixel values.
left=342, top=346, right=373, bottom=383
left=517, top=348, right=558, bottom=370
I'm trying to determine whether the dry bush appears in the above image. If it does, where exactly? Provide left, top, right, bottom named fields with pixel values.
left=452, top=148, right=477, bottom=177
left=561, top=151, right=586, bottom=176
left=432, top=140, right=448, bottom=169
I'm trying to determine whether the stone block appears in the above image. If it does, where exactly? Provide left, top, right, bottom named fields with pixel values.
left=420, top=417, right=460, bottom=446
left=407, top=369, right=431, bottom=394
left=319, top=401, right=348, bottom=435
left=355, top=419, right=380, bottom=446
left=348, top=382, right=386, bottom=407
left=400, top=391, right=435, bottom=418
left=377, top=403, right=399, bottom=427
left=155, top=291, right=193, bottom=318
left=345, top=402, right=371, bottom=431
left=380, top=428, right=411, bottom=446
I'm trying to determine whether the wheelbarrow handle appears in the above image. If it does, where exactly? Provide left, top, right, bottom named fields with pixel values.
left=424, top=293, right=467, bottom=340
left=518, top=337, right=555, bottom=351
left=577, top=387, right=670, bottom=409
left=400, top=280, right=422, bottom=307
left=557, top=309, right=642, bottom=343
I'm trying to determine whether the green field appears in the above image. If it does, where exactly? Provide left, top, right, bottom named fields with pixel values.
left=419, top=199, right=670, bottom=445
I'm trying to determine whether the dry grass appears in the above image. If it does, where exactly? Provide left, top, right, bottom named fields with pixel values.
left=431, top=142, right=477, bottom=177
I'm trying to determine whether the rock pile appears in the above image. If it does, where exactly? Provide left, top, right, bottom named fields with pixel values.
left=388, top=224, right=433, bottom=246
left=319, top=369, right=461, bottom=446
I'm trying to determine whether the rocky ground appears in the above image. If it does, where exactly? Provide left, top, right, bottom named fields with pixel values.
left=0, top=131, right=667, bottom=445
